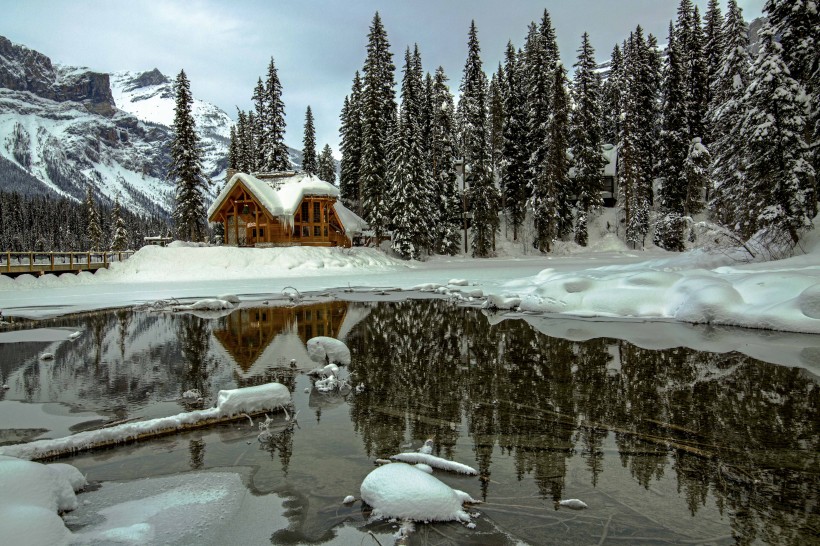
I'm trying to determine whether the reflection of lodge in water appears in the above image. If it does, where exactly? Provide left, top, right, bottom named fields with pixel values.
left=213, top=301, right=349, bottom=377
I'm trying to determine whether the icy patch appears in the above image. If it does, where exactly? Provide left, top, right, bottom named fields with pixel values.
left=0, top=328, right=83, bottom=344
left=0, top=401, right=106, bottom=440
left=360, top=463, right=473, bottom=522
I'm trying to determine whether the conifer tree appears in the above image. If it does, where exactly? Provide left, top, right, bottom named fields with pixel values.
left=501, top=42, right=528, bottom=241
left=359, top=11, right=397, bottom=242
left=430, top=66, right=461, bottom=255
left=235, top=109, right=253, bottom=173
left=523, top=20, right=551, bottom=186
left=390, top=47, right=431, bottom=260
left=488, top=66, right=505, bottom=174
left=708, top=0, right=751, bottom=229
left=317, top=144, right=336, bottom=184
left=339, top=72, right=364, bottom=207
left=247, top=111, right=258, bottom=170
left=170, top=69, right=209, bottom=242
left=110, top=196, right=128, bottom=251
left=459, top=21, right=498, bottom=257
left=684, top=137, right=709, bottom=215
left=263, top=56, right=289, bottom=171
left=620, top=28, right=657, bottom=249
left=702, top=0, right=723, bottom=118
left=736, top=23, right=815, bottom=243
left=656, top=22, right=690, bottom=251
left=301, top=106, right=317, bottom=175
left=419, top=63, right=434, bottom=168
left=763, top=0, right=819, bottom=199
left=252, top=77, right=266, bottom=170
left=85, top=187, right=102, bottom=251
left=545, top=60, right=572, bottom=242
left=600, top=43, right=624, bottom=145
left=228, top=125, right=239, bottom=170
left=570, top=32, right=606, bottom=247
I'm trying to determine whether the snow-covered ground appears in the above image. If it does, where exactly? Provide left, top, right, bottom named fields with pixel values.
left=1, top=226, right=819, bottom=336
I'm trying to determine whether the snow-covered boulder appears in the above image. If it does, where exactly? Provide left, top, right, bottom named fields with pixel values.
left=215, top=383, right=290, bottom=416
left=307, top=336, right=351, bottom=365
left=360, top=463, right=472, bottom=523
left=389, top=452, right=478, bottom=475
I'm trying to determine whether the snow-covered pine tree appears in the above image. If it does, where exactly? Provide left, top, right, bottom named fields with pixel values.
left=570, top=32, right=606, bottom=247
left=390, top=47, right=432, bottom=260
left=736, top=22, right=815, bottom=243
left=688, top=6, right=709, bottom=143
left=620, top=27, right=656, bottom=249
left=317, top=144, right=336, bottom=184
left=85, top=187, right=102, bottom=251
left=430, top=66, right=461, bottom=255
left=708, top=0, right=751, bottom=229
left=523, top=20, right=551, bottom=191
left=252, top=77, right=266, bottom=171
left=702, top=0, right=723, bottom=124
left=656, top=22, right=689, bottom=251
left=420, top=64, right=434, bottom=169
left=263, top=56, right=289, bottom=171
left=339, top=72, right=363, bottom=208
left=360, top=11, right=397, bottom=242
left=228, top=125, right=239, bottom=170
left=246, top=111, right=258, bottom=171
left=110, top=196, right=128, bottom=251
left=600, top=43, right=624, bottom=145
left=170, top=69, right=209, bottom=242
left=763, top=0, right=819, bottom=206
left=501, top=41, right=528, bottom=242
left=459, top=21, right=498, bottom=258
left=549, top=61, right=573, bottom=242
left=488, top=66, right=505, bottom=175
left=301, top=106, right=317, bottom=175
left=235, top=109, right=253, bottom=173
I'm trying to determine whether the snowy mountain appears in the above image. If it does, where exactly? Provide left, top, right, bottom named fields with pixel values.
left=110, top=69, right=231, bottom=184
left=0, top=36, right=310, bottom=218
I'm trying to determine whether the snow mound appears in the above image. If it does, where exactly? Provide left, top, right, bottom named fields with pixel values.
left=360, top=463, right=472, bottom=522
left=307, top=337, right=351, bottom=365
left=0, top=456, right=86, bottom=546
left=215, top=383, right=291, bottom=416
left=558, top=498, right=588, bottom=510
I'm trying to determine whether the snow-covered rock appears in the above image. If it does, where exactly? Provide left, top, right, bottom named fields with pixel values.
left=389, top=452, right=478, bottom=475
left=307, top=336, right=351, bottom=365
left=558, top=498, right=588, bottom=510
left=360, top=463, right=473, bottom=523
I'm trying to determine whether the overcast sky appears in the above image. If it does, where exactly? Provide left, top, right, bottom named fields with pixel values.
left=2, top=0, right=765, bottom=158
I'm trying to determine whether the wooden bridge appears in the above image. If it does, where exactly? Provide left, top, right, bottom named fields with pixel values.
left=0, top=251, right=135, bottom=277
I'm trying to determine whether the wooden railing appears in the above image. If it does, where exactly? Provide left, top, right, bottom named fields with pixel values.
left=0, top=251, right=135, bottom=276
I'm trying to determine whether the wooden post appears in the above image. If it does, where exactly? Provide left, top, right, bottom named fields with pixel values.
left=50, top=253, right=54, bottom=271
left=6, top=251, right=10, bottom=273
left=29, top=252, right=33, bottom=272
left=70, top=253, right=73, bottom=270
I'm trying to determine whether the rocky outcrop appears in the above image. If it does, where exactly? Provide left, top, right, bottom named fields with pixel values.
left=0, top=36, right=115, bottom=116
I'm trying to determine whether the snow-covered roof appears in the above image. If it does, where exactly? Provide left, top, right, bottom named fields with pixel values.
left=208, top=172, right=366, bottom=234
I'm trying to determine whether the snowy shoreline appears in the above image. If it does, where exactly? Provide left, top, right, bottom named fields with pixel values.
left=0, top=239, right=819, bottom=341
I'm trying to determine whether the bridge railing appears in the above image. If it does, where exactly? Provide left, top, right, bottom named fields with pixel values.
left=0, top=251, right=135, bottom=273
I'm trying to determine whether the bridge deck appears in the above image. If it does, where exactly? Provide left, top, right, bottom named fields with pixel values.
left=0, top=251, right=134, bottom=277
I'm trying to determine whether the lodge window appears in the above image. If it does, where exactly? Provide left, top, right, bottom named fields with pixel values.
left=252, top=228, right=257, bottom=238
left=313, top=202, right=320, bottom=221
left=301, top=202, right=308, bottom=219
left=324, top=227, right=328, bottom=237
left=305, top=310, right=312, bottom=320
left=259, top=228, right=264, bottom=238
left=305, top=325, right=313, bottom=338
left=294, top=227, right=300, bottom=238
left=314, top=226, right=321, bottom=236
left=302, top=226, right=309, bottom=237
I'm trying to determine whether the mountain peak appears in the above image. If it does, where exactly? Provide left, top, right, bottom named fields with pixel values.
left=127, top=68, right=169, bottom=91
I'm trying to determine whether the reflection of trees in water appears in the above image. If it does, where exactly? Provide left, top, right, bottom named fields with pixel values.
left=347, top=300, right=819, bottom=543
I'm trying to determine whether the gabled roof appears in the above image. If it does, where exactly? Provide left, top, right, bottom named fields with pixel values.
left=208, top=172, right=367, bottom=234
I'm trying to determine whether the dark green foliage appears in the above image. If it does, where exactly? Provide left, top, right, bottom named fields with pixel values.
left=500, top=42, right=528, bottom=242
left=430, top=66, right=461, bottom=255
left=317, top=144, right=336, bottom=184
left=339, top=72, right=364, bottom=207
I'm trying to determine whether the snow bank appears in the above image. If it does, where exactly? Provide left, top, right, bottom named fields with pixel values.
left=360, top=463, right=472, bottom=522
left=307, top=336, right=351, bottom=365
left=0, top=383, right=290, bottom=460
left=0, top=456, right=86, bottom=546
left=492, top=247, right=820, bottom=334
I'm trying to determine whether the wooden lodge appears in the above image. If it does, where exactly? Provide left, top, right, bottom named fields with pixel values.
left=207, top=171, right=367, bottom=247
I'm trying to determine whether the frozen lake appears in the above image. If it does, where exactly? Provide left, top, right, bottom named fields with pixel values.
left=1, top=298, right=817, bottom=544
